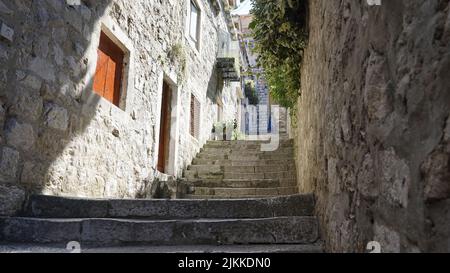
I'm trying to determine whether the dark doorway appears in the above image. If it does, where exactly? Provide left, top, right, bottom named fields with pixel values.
left=157, top=81, right=172, bottom=173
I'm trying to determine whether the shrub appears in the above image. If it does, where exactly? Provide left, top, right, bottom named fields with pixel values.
left=250, top=0, right=308, bottom=108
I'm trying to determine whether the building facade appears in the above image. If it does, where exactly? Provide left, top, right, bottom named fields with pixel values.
left=0, top=0, right=242, bottom=213
left=231, top=0, right=272, bottom=136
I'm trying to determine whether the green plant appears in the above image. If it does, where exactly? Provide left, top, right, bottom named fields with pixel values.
left=212, top=119, right=242, bottom=141
left=250, top=0, right=308, bottom=108
left=169, top=43, right=187, bottom=82
left=244, top=81, right=259, bottom=105
left=232, top=130, right=245, bottom=140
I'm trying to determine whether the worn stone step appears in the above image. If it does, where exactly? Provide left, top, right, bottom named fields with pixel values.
left=254, top=164, right=296, bottom=172
left=24, top=194, right=314, bottom=219
left=191, top=158, right=232, bottom=165
left=205, top=139, right=294, bottom=149
left=201, top=147, right=294, bottom=155
left=184, top=170, right=224, bottom=180
left=228, top=154, right=289, bottom=161
left=197, top=152, right=295, bottom=161
left=184, top=178, right=281, bottom=188
left=196, top=153, right=294, bottom=162
left=183, top=178, right=298, bottom=189
left=196, top=153, right=231, bottom=160
left=258, top=154, right=295, bottom=160
left=0, top=216, right=319, bottom=246
left=185, top=170, right=297, bottom=183
left=223, top=172, right=266, bottom=180
left=223, top=171, right=296, bottom=180
left=191, top=158, right=296, bottom=166
left=187, top=164, right=223, bottom=173
left=198, top=152, right=295, bottom=160
left=190, top=187, right=299, bottom=198
left=223, top=165, right=257, bottom=173
left=0, top=243, right=324, bottom=253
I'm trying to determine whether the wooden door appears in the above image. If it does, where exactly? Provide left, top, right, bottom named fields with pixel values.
left=93, top=32, right=124, bottom=106
left=157, top=81, right=172, bottom=173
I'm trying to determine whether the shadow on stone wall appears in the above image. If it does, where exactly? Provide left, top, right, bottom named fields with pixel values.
left=206, top=66, right=223, bottom=104
left=0, top=0, right=115, bottom=215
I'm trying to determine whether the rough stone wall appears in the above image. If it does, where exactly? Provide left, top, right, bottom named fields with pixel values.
left=0, top=0, right=240, bottom=214
left=294, top=0, right=449, bottom=252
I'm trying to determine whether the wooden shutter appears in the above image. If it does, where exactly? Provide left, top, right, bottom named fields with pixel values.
left=93, top=32, right=124, bottom=107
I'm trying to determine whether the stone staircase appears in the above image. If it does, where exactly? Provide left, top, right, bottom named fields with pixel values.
left=182, top=137, right=299, bottom=199
left=0, top=136, right=322, bottom=253
left=0, top=194, right=322, bottom=253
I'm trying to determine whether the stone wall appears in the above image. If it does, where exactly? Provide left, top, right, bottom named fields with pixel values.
left=294, top=0, right=449, bottom=252
left=0, top=0, right=241, bottom=215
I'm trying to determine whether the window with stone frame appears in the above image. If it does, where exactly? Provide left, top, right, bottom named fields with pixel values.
left=190, top=94, right=201, bottom=139
left=188, top=0, right=201, bottom=48
left=93, top=31, right=125, bottom=107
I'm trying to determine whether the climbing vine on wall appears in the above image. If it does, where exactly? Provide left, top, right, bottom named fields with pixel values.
left=250, top=0, right=308, bottom=108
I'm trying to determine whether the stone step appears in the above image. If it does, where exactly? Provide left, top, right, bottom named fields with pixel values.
left=196, top=153, right=294, bottom=161
left=184, top=178, right=282, bottom=188
left=197, top=151, right=295, bottom=159
left=205, top=139, right=293, bottom=148
left=223, top=172, right=296, bottom=180
left=253, top=164, right=296, bottom=173
left=24, top=194, right=314, bottom=219
left=0, top=243, right=324, bottom=253
left=183, top=178, right=298, bottom=189
left=190, top=187, right=299, bottom=198
left=185, top=169, right=296, bottom=180
left=184, top=170, right=224, bottom=180
left=201, top=147, right=294, bottom=154
left=197, top=152, right=295, bottom=160
left=227, top=154, right=293, bottom=161
left=187, top=164, right=224, bottom=173
left=0, top=216, right=319, bottom=246
left=191, top=158, right=296, bottom=166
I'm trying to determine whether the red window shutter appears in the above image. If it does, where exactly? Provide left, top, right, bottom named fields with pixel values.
left=93, top=32, right=124, bottom=107
left=93, top=49, right=109, bottom=97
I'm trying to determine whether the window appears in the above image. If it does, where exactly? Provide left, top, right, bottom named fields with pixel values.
left=93, top=31, right=125, bottom=107
left=189, top=0, right=201, bottom=47
left=190, top=94, right=200, bottom=139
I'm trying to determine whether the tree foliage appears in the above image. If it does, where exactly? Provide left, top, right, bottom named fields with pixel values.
left=250, top=0, right=308, bottom=108
left=244, top=81, right=259, bottom=105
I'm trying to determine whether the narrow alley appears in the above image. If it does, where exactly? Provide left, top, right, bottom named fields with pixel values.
left=0, top=0, right=449, bottom=255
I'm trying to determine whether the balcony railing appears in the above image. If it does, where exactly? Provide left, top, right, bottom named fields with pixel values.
left=217, top=30, right=241, bottom=82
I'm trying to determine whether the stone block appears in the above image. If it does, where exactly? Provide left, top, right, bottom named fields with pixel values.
left=0, top=99, right=5, bottom=127
left=4, top=119, right=36, bottom=151
left=44, top=102, right=69, bottom=131
left=0, top=0, right=13, bottom=15
left=374, top=222, right=401, bottom=253
left=0, top=184, right=25, bottom=216
left=20, top=161, right=46, bottom=186
left=380, top=148, right=410, bottom=208
left=28, top=57, right=55, bottom=82
left=10, top=89, right=43, bottom=121
left=422, top=150, right=450, bottom=202
left=0, top=147, right=19, bottom=181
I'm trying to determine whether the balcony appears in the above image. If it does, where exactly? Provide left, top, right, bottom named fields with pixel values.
left=217, top=30, right=241, bottom=82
